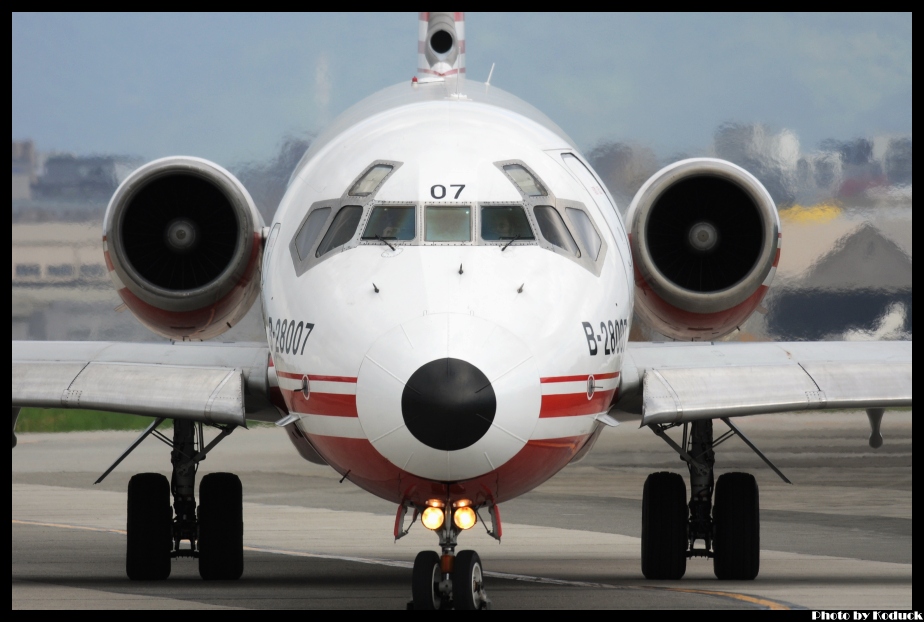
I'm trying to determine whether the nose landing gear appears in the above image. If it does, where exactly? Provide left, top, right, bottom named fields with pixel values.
left=403, top=502, right=497, bottom=610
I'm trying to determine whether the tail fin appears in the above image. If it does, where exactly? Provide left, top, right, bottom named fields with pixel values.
left=417, top=12, right=465, bottom=80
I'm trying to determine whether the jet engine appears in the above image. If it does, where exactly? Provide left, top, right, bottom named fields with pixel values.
left=627, top=158, right=780, bottom=340
left=103, top=157, right=264, bottom=341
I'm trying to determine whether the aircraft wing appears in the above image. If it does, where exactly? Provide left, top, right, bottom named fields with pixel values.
left=617, top=341, right=912, bottom=426
left=11, top=341, right=275, bottom=429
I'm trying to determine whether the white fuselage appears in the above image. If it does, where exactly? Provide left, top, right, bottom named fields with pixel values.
left=262, top=80, right=633, bottom=506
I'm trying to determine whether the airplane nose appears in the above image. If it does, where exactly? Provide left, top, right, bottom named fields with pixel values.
left=402, top=358, right=496, bottom=451
left=356, top=313, right=540, bottom=482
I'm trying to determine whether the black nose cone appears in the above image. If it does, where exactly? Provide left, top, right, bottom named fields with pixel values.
left=401, top=358, right=496, bottom=451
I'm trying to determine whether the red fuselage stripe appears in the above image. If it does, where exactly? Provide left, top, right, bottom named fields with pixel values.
left=304, top=432, right=592, bottom=506
left=280, top=372, right=619, bottom=385
left=540, top=372, right=619, bottom=383
left=276, top=370, right=358, bottom=383
left=539, top=389, right=617, bottom=418
left=282, top=390, right=358, bottom=417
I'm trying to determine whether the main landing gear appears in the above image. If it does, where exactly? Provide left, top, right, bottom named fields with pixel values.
left=99, top=418, right=242, bottom=581
left=642, top=418, right=789, bottom=581
left=398, top=500, right=500, bottom=609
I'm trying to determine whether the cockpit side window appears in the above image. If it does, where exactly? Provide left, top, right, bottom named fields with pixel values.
left=316, top=206, right=363, bottom=257
left=425, top=206, right=472, bottom=242
left=294, top=206, right=331, bottom=260
left=349, top=164, right=394, bottom=197
left=481, top=206, right=535, bottom=241
left=566, top=207, right=602, bottom=261
left=362, top=206, right=416, bottom=241
left=503, top=164, right=547, bottom=197
left=534, top=205, right=581, bottom=257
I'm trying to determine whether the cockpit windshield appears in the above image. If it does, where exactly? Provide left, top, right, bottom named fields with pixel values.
left=316, top=206, right=363, bottom=257
left=425, top=206, right=472, bottom=242
left=362, top=206, right=416, bottom=241
left=534, top=205, right=581, bottom=257
left=481, top=206, right=535, bottom=241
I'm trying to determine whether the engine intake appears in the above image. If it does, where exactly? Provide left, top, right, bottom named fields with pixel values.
left=627, top=158, right=780, bottom=340
left=103, top=157, right=264, bottom=340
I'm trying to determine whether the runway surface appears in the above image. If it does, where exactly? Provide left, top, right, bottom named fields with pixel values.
left=12, top=411, right=912, bottom=609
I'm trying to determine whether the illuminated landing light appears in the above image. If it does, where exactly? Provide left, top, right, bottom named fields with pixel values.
left=422, top=506, right=445, bottom=530
left=453, top=506, right=477, bottom=531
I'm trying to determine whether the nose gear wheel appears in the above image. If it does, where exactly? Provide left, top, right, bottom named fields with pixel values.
left=453, top=550, right=488, bottom=610
left=411, top=551, right=443, bottom=610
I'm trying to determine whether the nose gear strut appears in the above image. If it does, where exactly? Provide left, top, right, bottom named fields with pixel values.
left=406, top=500, right=494, bottom=610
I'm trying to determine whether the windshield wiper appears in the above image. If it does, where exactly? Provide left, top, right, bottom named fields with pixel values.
left=501, top=235, right=520, bottom=251
left=372, top=235, right=396, bottom=251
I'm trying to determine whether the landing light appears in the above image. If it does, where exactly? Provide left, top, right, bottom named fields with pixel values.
left=453, top=506, right=477, bottom=530
left=421, top=506, right=445, bottom=530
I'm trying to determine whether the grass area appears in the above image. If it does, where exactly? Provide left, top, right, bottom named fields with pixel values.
left=14, top=408, right=276, bottom=432
left=15, top=408, right=160, bottom=433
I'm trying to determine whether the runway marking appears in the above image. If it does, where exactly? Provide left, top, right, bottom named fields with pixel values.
left=13, top=519, right=126, bottom=535
left=637, top=586, right=796, bottom=610
left=12, top=518, right=796, bottom=610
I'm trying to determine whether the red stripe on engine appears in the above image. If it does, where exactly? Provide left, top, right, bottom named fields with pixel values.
left=539, top=389, right=617, bottom=418
left=282, top=389, right=358, bottom=418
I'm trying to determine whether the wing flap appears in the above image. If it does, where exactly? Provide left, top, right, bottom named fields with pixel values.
left=801, top=361, right=911, bottom=409
left=13, top=361, right=246, bottom=426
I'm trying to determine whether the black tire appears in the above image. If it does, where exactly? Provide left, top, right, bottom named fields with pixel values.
left=641, top=471, right=688, bottom=580
left=713, top=472, right=760, bottom=580
left=198, top=472, right=244, bottom=581
left=453, top=550, right=488, bottom=610
left=126, top=473, right=172, bottom=581
left=411, top=550, right=442, bottom=610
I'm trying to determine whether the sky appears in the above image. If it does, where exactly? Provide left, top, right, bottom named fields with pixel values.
left=12, top=12, right=912, bottom=168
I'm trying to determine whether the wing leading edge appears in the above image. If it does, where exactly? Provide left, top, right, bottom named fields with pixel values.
left=617, top=341, right=912, bottom=426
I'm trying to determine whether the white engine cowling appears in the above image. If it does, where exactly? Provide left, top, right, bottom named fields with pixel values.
left=627, top=158, right=780, bottom=340
left=103, top=157, right=264, bottom=341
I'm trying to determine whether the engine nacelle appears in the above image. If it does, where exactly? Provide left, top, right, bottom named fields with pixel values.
left=627, top=158, right=780, bottom=340
left=103, top=157, right=264, bottom=341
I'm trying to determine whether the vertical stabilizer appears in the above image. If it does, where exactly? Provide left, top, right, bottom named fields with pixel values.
left=417, top=12, right=465, bottom=80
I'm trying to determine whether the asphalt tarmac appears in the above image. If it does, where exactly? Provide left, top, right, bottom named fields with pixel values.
left=12, top=411, right=912, bottom=610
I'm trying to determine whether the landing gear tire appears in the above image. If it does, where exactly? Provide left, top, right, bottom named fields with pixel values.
left=126, top=473, right=172, bottom=581
left=198, top=472, right=244, bottom=580
left=713, top=472, right=760, bottom=580
left=411, top=550, right=442, bottom=610
left=453, top=550, right=488, bottom=610
left=641, top=471, right=688, bottom=580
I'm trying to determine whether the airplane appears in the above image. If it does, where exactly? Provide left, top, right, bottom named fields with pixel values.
left=12, top=12, right=912, bottom=610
